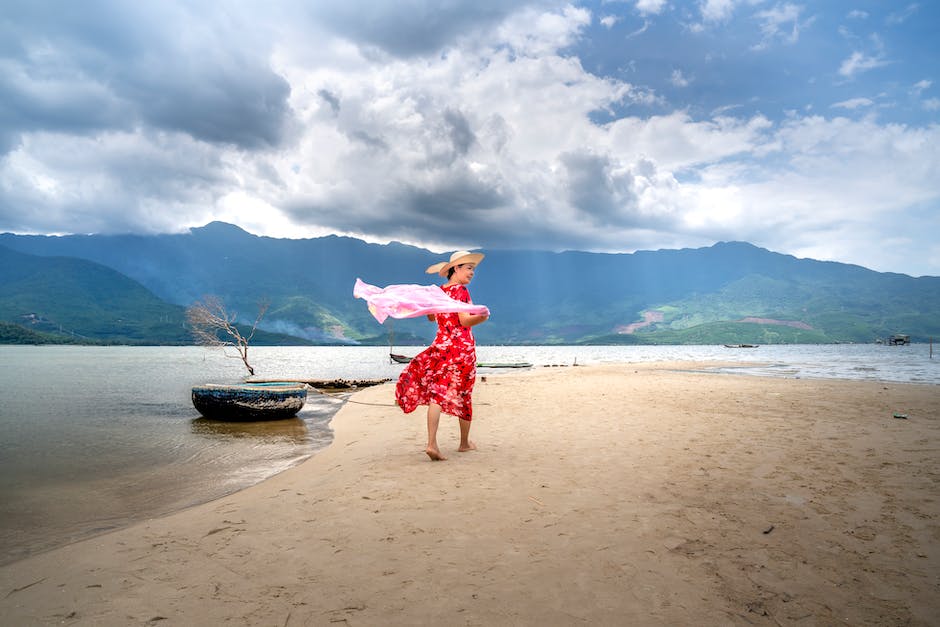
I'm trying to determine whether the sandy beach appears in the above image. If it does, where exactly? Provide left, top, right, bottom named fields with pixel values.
left=1, top=362, right=938, bottom=626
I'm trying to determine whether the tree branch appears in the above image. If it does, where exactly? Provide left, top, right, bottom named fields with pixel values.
left=186, top=295, right=267, bottom=376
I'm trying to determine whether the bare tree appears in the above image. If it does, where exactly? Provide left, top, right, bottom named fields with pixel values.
left=186, top=295, right=269, bottom=376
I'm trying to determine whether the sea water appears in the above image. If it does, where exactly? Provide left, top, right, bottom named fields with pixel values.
left=0, top=343, right=936, bottom=565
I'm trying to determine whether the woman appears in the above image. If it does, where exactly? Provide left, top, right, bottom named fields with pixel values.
left=396, top=251, right=489, bottom=460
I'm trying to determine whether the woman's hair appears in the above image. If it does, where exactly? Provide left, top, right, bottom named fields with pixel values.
left=447, top=266, right=457, bottom=279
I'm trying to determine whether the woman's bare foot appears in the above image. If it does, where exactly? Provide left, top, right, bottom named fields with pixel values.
left=458, top=441, right=477, bottom=452
left=426, top=446, right=447, bottom=461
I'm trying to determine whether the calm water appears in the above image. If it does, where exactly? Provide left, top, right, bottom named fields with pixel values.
left=0, top=343, right=936, bottom=566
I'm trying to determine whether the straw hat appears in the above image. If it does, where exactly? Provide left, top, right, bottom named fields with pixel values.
left=425, top=250, right=485, bottom=277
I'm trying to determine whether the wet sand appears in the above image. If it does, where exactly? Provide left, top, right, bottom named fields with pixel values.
left=1, top=363, right=938, bottom=626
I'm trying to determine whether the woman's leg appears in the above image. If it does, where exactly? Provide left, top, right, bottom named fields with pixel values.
left=458, top=418, right=476, bottom=452
left=426, top=403, right=446, bottom=460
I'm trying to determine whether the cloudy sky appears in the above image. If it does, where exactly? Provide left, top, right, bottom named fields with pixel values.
left=1, top=1, right=939, bottom=276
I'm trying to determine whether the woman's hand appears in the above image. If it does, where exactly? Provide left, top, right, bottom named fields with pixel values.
left=459, top=312, right=489, bottom=327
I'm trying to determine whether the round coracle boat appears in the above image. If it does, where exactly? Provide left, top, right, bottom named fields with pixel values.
left=191, top=382, right=308, bottom=421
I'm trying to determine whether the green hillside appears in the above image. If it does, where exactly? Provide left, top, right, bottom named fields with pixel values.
left=2, top=228, right=938, bottom=346
left=0, top=246, right=192, bottom=344
left=605, top=273, right=940, bottom=344
left=0, top=246, right=325, bottom=346
left=538, top=267, right=940, bottom=346
left=0, top=321, right=83, bottom=344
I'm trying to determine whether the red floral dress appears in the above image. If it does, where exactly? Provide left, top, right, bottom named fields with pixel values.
left=395, top=283, right=477, bottom=421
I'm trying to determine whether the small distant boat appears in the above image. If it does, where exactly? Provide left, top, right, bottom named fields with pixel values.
left=390, top=353, right=413, bottom=364
left=191, top=382, right=307, bottom=421
left=724, top=344, right=759, bottom=348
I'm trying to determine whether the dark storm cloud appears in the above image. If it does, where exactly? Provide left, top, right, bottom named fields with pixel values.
left=0, top=1, right=293, bottom=153
left=127, top=65, right=292, bottom=149
left=318, top=89, right=341, bottom=115
left=284, top=170, right=508, bottom=245
left=0, top=3, right=136, bottom=151
left=308, top=0, right=540, bottom=57
left=560, top=151, right=642, bottom=225
left=443, top=109, right=476, bottom=156
left=0, top=70, right=130, bottom=154
left=419, top=109, right=479, bottom=168
left=403, top=176, right=505, bottom=216
left=561, top=151, right=623, bottom=220
left=560, top=150, right=679, bottom=231
left=348, top=130, right=389, bottom=151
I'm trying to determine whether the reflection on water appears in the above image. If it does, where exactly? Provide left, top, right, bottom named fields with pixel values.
left=188, top=405, right=341, bottom=453
left=191, top=416, right=310, bottom=442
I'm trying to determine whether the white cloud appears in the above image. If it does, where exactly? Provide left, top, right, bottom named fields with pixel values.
left=625, top=20, right=651, bottom=38
left=699, top=0, right=738, bottom=23
left=600, top=15, right=619, bottom=29
left=846, top=10, right=868, bottom=20
left=923, top=98, right=940, bottom=112
left=248, top=4, right=662, bottom=250
left=831, top=97, right=873, bottom=110
left=670, top=69, right=690, bottom=87
left=752, top=3, right=812, bottom=50
left=606, top=112, right=773, bottom=172
left=839, top=51, right=888, bottom=78
left=886, top=3, right=920, bottom=26
left=0, top=128, right=235, bottom=235
left=911, top=79, right=932, bottom=96
left=635, top=0, right=668, bottom=16
left=686, top=115, right=940, bottom=273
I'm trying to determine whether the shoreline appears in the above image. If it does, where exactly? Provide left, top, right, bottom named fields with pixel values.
left=0, top=394, right=344, bottom=569
left=2, top=362, right=938, bottom=625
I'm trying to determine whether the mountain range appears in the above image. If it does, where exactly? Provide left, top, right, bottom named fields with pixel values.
left=2, top=221, right=938, bottom=345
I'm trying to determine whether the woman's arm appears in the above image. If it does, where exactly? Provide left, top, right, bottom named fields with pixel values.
left=458, top=311, right=489, bottom=327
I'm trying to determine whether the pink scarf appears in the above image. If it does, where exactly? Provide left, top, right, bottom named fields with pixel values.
left=353, top=278, right=490, bottom=324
